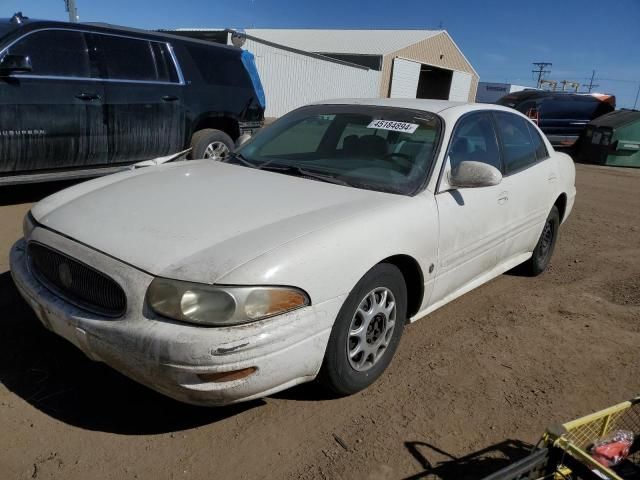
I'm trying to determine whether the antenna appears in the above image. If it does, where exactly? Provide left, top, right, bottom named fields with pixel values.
left=63, top=0, right=78, bottom=22
left=532, top=62, right=552, bottom=89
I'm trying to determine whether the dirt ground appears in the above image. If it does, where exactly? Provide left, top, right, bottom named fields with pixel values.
left=0, top=163, right=639, bottom=480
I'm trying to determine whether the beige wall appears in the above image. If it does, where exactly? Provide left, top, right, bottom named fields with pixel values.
left=379, top=32, right=479, bottom=102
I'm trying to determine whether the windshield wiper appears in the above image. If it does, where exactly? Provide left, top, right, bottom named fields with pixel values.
left=259, top=164, right=350, bottom=186
left=227, top=152, right=259, bottom=168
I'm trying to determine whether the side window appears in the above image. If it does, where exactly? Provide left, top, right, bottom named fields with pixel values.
left=7, top=30, right=90, bottom=77
left=494, top=112, right=538, bottom=173
left=185, top=44, right=251, bottom=87
left=151, top=42, right=179, bottom=83
left=447, top=112, right=501, bottom=171
left=526, top=121, right=549, bottom=161
left=98, top=35, right=158, bottom=81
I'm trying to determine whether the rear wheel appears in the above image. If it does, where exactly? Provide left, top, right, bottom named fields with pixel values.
left=190, top=129, right=234, bottom=160
left=319, top=264, right=407, bottom=395
left=521, top=205, right=560, bottom=276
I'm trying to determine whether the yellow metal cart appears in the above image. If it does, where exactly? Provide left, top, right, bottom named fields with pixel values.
left=483, top=397, right=640, bottom=480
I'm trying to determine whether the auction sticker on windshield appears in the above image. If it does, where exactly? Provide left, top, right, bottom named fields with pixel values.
left=367, top=119, right=419, bottom=133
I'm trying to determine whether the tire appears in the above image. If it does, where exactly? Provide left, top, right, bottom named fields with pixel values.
left=190, top=129, right=234, bottom=160
left=319, top=263, right=407, bottom=396
left=521, top=205, right=560, bottom=276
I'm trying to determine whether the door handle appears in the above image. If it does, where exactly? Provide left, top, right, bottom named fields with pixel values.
left=76, top=92, right=101, bottom=101
left=161, top=95, right=179, bottom=102
left=498, top=191, right=509, bottom=205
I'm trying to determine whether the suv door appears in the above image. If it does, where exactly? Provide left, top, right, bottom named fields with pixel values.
left=93, top=33, right=185, bottom=163
left=0, top=29, right=107, bottom=174
left=493, top=111, right=556, bottom=262
left=431, top=112, right=507, bottom=305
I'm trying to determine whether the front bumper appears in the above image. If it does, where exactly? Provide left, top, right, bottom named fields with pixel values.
left=10, top=230, right=343, bottom=406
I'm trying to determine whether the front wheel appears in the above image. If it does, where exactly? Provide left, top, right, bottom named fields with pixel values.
left=521, top=205, right=560, bottom=276
left=190, top=129, right=234, bottom=160
left=319, top=263, right=407, bottom=396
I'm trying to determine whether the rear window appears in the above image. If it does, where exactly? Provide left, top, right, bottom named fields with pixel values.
left=98, top=34, right=175, bottom=82
left=494, top=112, right=538, bottom=174
left=186, top=44, right=251, bottom=87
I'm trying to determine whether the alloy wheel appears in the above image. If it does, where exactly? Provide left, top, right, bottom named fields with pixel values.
left=347, top=287, right=396, bottom=372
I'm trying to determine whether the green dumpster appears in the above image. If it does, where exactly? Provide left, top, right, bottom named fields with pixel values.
left=574, top=109, right=640, bottom=167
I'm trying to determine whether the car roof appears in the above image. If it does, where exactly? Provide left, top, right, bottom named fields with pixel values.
left=311, top=97, right=517, bottom=116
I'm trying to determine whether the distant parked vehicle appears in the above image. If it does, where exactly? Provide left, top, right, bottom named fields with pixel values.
left=497, top=90, right=615, bottom=147
left=11, top=98, right=576, bottom=406
left=0, top=12, right=265, bottom=185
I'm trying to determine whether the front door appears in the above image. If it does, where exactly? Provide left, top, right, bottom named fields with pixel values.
left=92, top=33, right=185, bottom=164
left=0, top=29, right=107, bottom=174
left=431, top=112, right=507, bottom=305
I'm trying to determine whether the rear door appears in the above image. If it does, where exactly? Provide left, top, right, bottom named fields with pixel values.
left=431, top=112, right=507, bottom=305
left=0, top=29, right=107, bottom=173
left=93, top=33, right=185, bottom=164
left=493, top=111, right=555, bottom=262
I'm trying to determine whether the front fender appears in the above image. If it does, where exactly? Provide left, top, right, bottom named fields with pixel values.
left=217, top=193, right=439, bottom=309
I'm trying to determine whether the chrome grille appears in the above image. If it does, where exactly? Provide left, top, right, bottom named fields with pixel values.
left=28, top=242, right=126, bottom=317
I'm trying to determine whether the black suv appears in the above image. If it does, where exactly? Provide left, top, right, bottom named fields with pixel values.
left=496, top=90, right=615, bottom=147
left=0, top=13, right=265, bottom=185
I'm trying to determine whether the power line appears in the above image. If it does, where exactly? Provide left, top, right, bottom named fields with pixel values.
left=532, top=62, right=552, bottom=89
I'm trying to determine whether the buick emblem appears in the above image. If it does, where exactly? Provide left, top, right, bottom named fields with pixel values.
left=58, top=262, right=73, bottom=289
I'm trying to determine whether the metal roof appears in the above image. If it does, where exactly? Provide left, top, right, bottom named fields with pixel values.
left=175, top=28, right=443, bottom=55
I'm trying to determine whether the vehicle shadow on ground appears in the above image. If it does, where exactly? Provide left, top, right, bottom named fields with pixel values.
left=0, top=179, right=83, bottom=207
left=401, top=438, right=534, bottom=479
left=0, top=271, right=262, bottom=434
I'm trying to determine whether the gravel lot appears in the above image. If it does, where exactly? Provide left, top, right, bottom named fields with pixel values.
left=0, top=163, right=639, bottom=480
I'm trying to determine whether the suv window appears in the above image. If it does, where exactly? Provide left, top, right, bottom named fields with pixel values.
left=448, top=112, right=501, bottom=171
left=186, top=44, right=251, bottom=87
left=526, top=122, right=549, bottom=160
left=98, top=34, right=160, bottom=81
left=6, top=30, right=90, bottom=78
left=540, top=97, right=610, bottom=120
left=494, top=112, right=537, bottom=173
left=150, top=42, right=179, bottom=83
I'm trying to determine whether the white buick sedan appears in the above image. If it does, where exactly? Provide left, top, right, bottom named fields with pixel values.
left=11, top=99, right=576, bottom=406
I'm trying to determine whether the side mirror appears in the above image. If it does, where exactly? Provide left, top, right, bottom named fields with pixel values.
left=449, top=160, right=502, bottom=188
left=0, top=54, right=32, bottom=75
left=235, top=133, right=251, bottom=149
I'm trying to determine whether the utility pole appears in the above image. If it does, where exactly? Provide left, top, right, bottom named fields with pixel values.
left=532, top=62, right=552, bottom=89
left=64, top=0, right=78, bottom=22
left=634, top=82, right=640, bottom=110
left=586, top=70, right=599, bottom=93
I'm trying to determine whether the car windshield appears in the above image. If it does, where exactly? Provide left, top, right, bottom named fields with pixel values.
left=232, top=104, right=442, bottom=195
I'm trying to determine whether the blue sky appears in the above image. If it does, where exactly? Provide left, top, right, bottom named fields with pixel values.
left=4, top=0, right=640, bottom=108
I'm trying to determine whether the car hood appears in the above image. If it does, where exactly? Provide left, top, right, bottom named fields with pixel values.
left=32, top=161, right=401, bottom=284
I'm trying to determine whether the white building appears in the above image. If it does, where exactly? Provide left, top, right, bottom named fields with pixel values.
left=171, top=28, right=480, bottom=117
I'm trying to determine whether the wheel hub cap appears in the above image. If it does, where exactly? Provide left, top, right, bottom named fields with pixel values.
left=203, top=141, right=229, bottom=160
left=347, top=287, right=396, bottom=372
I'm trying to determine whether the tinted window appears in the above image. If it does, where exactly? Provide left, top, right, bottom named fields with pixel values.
left=151, top=42, right=179, bottom=83
left=98, top=35, right=158, bottom=81
left=7, top=30, right=90, bottom=77
left=526, top=122, right=549, bottom=160
left=540, top=97, right=612, bottom=120
left=186, top=44, right=251, bottom=87
left=448, top=113, right=501, bottom=171
left=495, top=112, right=537, bottom=173
left=260, top=115, right=334, bottom=156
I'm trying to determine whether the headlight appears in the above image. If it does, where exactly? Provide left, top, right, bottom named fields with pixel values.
left=147, top=278, right=310, bottom=326
left=23, top=211, right=35, bottom=239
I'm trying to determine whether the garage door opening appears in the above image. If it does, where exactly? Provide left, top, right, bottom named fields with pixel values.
left=417, top=66, right=452, bottom=100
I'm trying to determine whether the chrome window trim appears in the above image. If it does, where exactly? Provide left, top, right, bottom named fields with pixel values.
left=0, top=27, right=185, bottom=85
